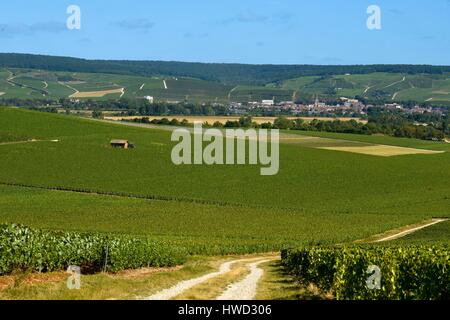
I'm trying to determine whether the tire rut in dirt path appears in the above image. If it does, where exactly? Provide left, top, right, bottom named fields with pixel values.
left=216, top=259, right=273, bottom=300
left=142, top=257, right=270, bottom=300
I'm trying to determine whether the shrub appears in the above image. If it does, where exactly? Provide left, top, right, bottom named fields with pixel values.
left=0, top=224, right=187, bottom=275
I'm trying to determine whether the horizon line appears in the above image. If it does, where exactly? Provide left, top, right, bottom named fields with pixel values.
left=1, top=52, right=449, bottom=68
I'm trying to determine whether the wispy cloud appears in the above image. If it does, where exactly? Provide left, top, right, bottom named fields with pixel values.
left=218, top=11, right=295, bottom=26
left=111, top=19, right=155, bottom=32
left=273, top=12, right=295, bottom=22
left=0, top=21, right=66, bottom=38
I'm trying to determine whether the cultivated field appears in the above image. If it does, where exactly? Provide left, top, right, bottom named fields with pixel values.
left=279, top=72, right=450, bottom=104
left=0, top=107, right=449, bottom=300
left=317, top=145, right=444, bottom=157
left=1, top=107, right=449, bottom=253
left=70, top=88, right=124, bottom=98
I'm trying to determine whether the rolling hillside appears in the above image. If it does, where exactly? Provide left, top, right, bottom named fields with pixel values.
left=279, top=72, right=450, bottom=104
left=1, top=53, right=450, bottom=104
left=1, top=67, right=450, bottom=105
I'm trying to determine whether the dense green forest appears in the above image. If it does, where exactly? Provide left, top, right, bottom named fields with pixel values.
left=2, top=53, right=450, bottom=85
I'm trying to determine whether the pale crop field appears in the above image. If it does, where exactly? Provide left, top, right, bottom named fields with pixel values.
left=70, top=88, right=124, bottom=98
left=318, top=145, right=445, bottom=157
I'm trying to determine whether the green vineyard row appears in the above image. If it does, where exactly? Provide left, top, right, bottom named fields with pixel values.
left=281, top=246, right=450, bottom=300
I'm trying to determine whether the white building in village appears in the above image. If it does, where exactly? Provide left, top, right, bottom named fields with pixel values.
left=144, top=96, right=154, bottom=103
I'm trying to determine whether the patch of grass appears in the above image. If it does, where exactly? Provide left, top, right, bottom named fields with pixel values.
left=0, top=256, right=217, bottom=300
left=256, top=260, right=332, bottom=300
left=173, top=262, right=250, bottom=300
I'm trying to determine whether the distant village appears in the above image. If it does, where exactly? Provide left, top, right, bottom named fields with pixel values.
left=227, top=96, right=447, bottom=119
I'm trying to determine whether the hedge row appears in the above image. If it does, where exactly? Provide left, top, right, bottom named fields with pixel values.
left=0, top=224, right=187, bottom=274
left=281, top=246, right=450, bottom=300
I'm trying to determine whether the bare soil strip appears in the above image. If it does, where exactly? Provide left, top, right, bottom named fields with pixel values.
left=0, top=139, right=58, bottom=146
left=364, top=86, right=373, bottom=94
left=216, top=259, right=273, bottom=300
left=384, top=76, right=406, bottom=89
left=356, top=218, right=449, bottom=243
left=58, top=81, right=79, bottom=95
left=228, top=86, right=238, bottom=100
left=372, top=219, right=448, bottom=242
left=319, top=145, right=444, bottom=157
left=70, top=88, right=124, bottom=98
left=142, top=257, right=270, bottom=300
left=173, top=264, right=250, bottom=300
left=143, top=258, right=264, bottom=300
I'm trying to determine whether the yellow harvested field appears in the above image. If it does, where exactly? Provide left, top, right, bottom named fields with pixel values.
left=432, top=91, right=449, bottom=95
left=319, top=145, right=445, bottom=157
left=65, top=81, right=86, bottom=85
left=70, top=88, right=123, bottom=98
left=104, top=115, right=367, bottom=124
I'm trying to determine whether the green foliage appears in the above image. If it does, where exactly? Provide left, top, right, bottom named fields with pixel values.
left=0, top=108, right=449, bottom=256
left=92, top=110, right=103, bottom=119
left=282, top=246, right=450, bottom=300
left=0, top=223, right=187, bottom=275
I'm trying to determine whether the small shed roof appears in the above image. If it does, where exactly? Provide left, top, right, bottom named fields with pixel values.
left=110, top=139, right=129, bottom=144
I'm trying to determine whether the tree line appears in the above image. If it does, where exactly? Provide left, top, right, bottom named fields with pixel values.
left=128, top=113, right=447, bottom=141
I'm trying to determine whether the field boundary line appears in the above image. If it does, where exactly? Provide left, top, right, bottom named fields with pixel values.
left=0, top=181, right=264, bottom=209
left=0, top=139, right=58, bottom=146
left=355, top=218, right=449, bottom=243
left=384, top=76, right=406, bottom=89
left=228, top=86, right=238, bottom=100
left=58, top=81, right=79, bottom=95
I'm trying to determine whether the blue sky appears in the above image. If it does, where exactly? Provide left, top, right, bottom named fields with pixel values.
left=1, top=0, right=449, bottom=65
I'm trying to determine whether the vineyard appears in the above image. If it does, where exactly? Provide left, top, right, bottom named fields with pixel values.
left=281, top=246, right=450, bottom=300
left=2, top=65, right=450, bottom=104
left=0, top=108, right=449, bottom=298
left=0, top=224, right=187, bottom=275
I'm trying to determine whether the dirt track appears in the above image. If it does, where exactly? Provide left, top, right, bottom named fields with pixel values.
left=143, top=257, right=276, bottom=300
